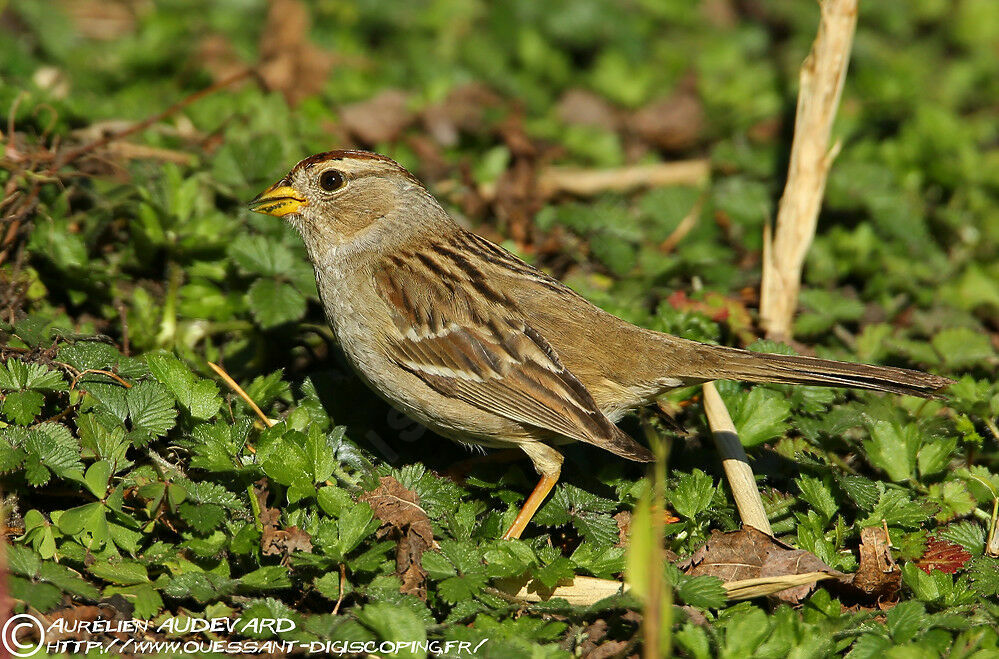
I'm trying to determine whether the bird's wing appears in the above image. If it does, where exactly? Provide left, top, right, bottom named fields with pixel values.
left=373, top=235, right=653, bottom=462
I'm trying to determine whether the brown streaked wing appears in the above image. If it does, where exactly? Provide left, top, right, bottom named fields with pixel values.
left=373, top=243, right=653, bottom=462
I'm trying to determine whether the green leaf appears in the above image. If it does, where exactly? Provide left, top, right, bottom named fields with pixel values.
left=438, top=573, right=487, bottom=603
left=146, top=352, right=221, bottom=420
left=228, top=235, right=295, bottom=277
left=22, top=423, right=84, bottom=486
left=570, top=542, right=625, bottom=579
left=59, top=342, right=120, bottom=372
left=670, top=469, right=716, bottom=519
left=106, top=583, right=163, bottom=619
left=88, top=559, right=150, bottom=586
left=1, top=390, right=45, bottom=424
left=968, top=556, right=999, bottom=596
left=57, top=502, right=109, bottom=549
left=863, top=420, right=919, bottom=482
left=535, top=484, right=616, bottom=527
left=796, top=475, right=838, bottom=522
left=728, top=387, right=791, bottom=447
left=937, top=521, right=985, bottom=555
left=847, top=634, right=893, bottom=659
left=836, top=474, right=881, bottom=510
left=126, top=380, right=177, bottom=438
left=8, top=576, right=63, bottom=612
left=179, top=502, right=226, bottom=534
left=36, top=561, right=99, bottom=599
left=572, top=512, right=619, bottom=547
left=422, top=549, right=458, bottom=580
left=885, top=600, right=926, bottom=643
left=931, top=327, right=995, bottom=368
left=355, top=601, right=427, bottom=658
left=862, top=488, right=934, bottom=528
left=916, top=435, right=958, bottom=477
left=534, top=556, right=574, bottom=589
left=239, top=565, right=292, bottom=591
left=83, top=460, right=111, bottom=498
left=247, top=279, right=306, bottom=329
left=164, top=572, right=237, bottom=603
left=927, top=480, right=976, bottom=522
left=677, top=574, right=726, bottom=609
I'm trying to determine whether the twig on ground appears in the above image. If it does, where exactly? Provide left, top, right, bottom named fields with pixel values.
left=702, top=381, right=773, bottom=535
left=436, top=159, right=709, bottom=201
left=535, top=160, right=709, bottom=198
left=759, top=0, right=858, bottom=341
left=332, top=563, right=348, bottom=615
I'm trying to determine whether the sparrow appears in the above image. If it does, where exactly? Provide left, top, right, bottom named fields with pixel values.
left=250, top=150, right=952, bottom=539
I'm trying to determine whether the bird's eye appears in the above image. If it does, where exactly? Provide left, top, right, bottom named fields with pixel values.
left=319, top=169, right=344, bottom=192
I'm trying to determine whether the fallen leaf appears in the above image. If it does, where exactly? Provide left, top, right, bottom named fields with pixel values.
left=422, top=83, right=502, bottom=146
left=556, top=89, right=620, bottom=131
left=360, top=476, right=434, bottom=600
left=849, top=526, right=901, bottom=600
left=255, top=480, right=314, bottom=557
left=257, top=0, right=333, bottom=106
left=340, top=90, right=414, bottom=146
left=681, top=526, right=843, bottom=603
left=630, top=83, right=705, bottom=152
left=915, top=537, right=972, bottom=574
left=614, top=510, right=631, bottom=548
left=198, top=34, right=246, bottom=83
left=59, top=0, right=136, bottom=41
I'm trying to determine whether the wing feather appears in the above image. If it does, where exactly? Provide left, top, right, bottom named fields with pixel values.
left=373, top=235, right=654, bottom=462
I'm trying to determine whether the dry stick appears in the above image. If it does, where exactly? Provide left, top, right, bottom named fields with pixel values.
left=759, top=0, right=858, bottom=341
left=439, top=159, right=709, bottom=201
left=702, top=382, right=773, bottom=535
left=535, top=160, right=709, bottom=197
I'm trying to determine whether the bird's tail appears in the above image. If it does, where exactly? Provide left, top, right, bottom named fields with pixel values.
left=673, top=340, right=953, bottom=398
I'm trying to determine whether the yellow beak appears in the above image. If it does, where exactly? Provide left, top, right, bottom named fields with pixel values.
left=248, top=183, right=307, bottom=217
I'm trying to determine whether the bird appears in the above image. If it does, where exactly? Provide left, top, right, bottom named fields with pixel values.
left=249, top=150, right=952, bottom=539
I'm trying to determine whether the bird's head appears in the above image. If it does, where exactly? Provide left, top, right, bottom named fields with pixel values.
left=249, top=150, right=446, bottom=254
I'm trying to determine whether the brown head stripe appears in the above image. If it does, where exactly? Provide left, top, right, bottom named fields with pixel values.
left=292, top=150, right=422, bottom=185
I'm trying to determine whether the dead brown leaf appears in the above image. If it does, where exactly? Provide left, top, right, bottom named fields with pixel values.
left=340, top=90, right=414, bottom=146
left=630, top=86, right=705, bottom=153
left=681, top=526, right=843, bottom=603
left=916, top=536, right=972, bottom=575
left=556, top=89, right=620, bottom=132
left=360, top=476, right=434, bottom=600
left=257, top=0, right=333, bottom=106
left=255, top=480, right=314, bottom=557
left=59, top=0, right=136, bottom=41
left=848, top=526, right=900, bottom=600
left=422, top=83, right=502, bottom=147
left=198, top=34, right=246, bottom=83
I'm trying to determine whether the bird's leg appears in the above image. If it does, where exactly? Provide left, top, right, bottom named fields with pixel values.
left=501, top=443, right=563, bottom=540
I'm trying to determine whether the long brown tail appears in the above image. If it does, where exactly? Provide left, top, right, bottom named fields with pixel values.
left=676, top=340, right=953, bottom=398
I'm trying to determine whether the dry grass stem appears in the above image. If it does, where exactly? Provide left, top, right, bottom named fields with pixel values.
left=759, top=0, right=858, bottom=341
left=207, top=361, right=274, bottom=428
left=502, top=571, right=838, bottom=606
left=723, top=572, right=839, bottom=601
left=702, top=381, right=773, bottom=535
left=500, top=575, right=626, bottom=606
